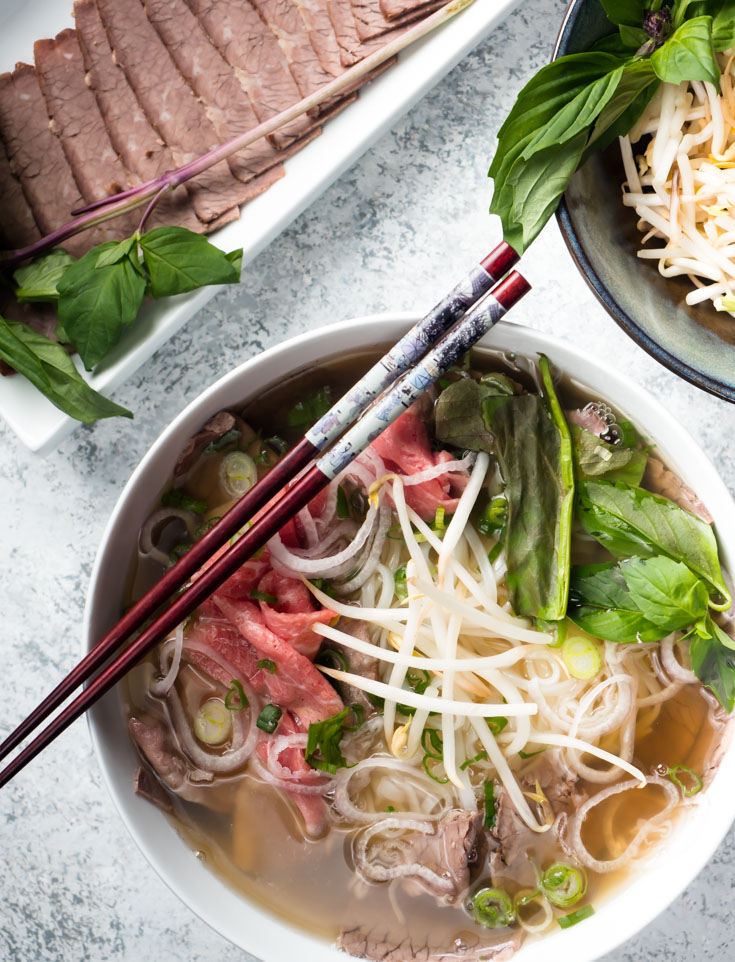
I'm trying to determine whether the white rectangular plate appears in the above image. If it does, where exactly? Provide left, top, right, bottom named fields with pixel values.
left=0, top=0, right=519, bottom=455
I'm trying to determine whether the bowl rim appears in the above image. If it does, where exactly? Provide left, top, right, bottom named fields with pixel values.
left=84, top=312, right=735, bottom=962
left=552, top=0, right=735, bottom=405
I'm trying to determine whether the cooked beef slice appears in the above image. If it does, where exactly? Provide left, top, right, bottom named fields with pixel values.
left=380, top=0, right=437, bottom=19
left=34, top=30, right=141, bottom=239
left=338, top=925, right=522, bottom=962
left=248, top=0, right=334, bottom=100
left=174, top=410, right=237, bottom=476
left=0, top=139, right=40, bottom=250
left=95, top=0, right=254, bottom=225
left=143, top=0, right=285, bottom=187
left=0, top=64, right=114, bottom=256
left=293, top=0, right=345, bottom=77
left=184, top=0, right=314, bottom=148
left=351, top=0, right=442, bottom=41
left=644, top=456, right=714, bottom=523
left=129, top=714, right=216, bottom=806
left=327, top=0, right=415, bottom=67
left=489, top=756, right=579, bottom=890
left=74, top=0, right=204, bottom=233
left=326, top=617, right=380, bottom=711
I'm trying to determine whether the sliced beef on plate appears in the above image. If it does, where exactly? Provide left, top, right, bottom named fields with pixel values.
left=95, top=0, right=251, bottom=226
left=351, top=0, right=443, bottom=41
left=644, top=455, right=714, bottom=523
left=0, top=139, right=40, bottom=250
left=74, top=0, right=204, bottom=234
left=327, top=0, right=390, bottom=67
left=338, top=925, right=522, bottom=962
left=293, top=0, right=345, bottom=78
left=380, top=0, right=438, bottom=19
left=142, top=0, right=286, bottom=187
left=33, top=30, right=141, bottom=238
left=184, top=0, right=315, bottom=149
left=0, top=64, right=115, bottom=256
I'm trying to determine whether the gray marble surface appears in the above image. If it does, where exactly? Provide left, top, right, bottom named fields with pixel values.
left=2, top=0, right=735, bottom=959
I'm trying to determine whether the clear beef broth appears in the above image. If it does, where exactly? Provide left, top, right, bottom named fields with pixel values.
left=124, top=345, right=728, bottom=952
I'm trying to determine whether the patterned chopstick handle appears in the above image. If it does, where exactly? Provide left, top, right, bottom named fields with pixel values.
left=317, top=271, right=530, bottom=480
left=305, top=242, right=518, bottom=451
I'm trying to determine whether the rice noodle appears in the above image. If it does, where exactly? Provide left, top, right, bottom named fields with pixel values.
left=660, top=634, right=698, bottom=684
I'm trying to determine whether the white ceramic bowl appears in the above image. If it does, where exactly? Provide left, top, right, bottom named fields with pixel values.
left=84, top=314, right=735, bottom=962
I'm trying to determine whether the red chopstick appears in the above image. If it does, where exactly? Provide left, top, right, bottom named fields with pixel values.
left=0, top=267, right=529, bottom=789
left=0, top=241, right=516, bottom=766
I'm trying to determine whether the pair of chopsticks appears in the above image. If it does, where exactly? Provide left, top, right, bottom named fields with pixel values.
left=0, top=243, right=529, bottom=788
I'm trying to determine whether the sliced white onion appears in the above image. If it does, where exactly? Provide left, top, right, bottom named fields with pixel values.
left=139, top=507, right=198, bottom=567
left=167, top=685, right=257, bottom=773
left=268, top=504, right=379, bottom=577
left=151, top=623, right=184, bottom=697
left=660, top=634, right=697, bottom=684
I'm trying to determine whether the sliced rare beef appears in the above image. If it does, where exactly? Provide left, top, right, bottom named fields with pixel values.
left=95, top=0, right=254, bottom=225
left=74, top=0, right=204, bottom=234
left=644, top=455, right=714, bottom=523
left=33, top=30, right=141, bottom=238
left=0, top=139, right=40, bottom=250
left=143, top=0, right=287, bottom=186
left=326, top=617, right=380, bottom=711
left=351, top=0, right=442, bottom=41
left=338, top=925, right=522, bottom=962
left=184, top=0, right=314, bottom=148
left=489, top=756, right=580, bottom=891
left=0, top=64, right=113, bottom=257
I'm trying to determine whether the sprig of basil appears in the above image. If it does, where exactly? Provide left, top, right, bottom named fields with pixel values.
left=572, top=426, right=647, bottom=484
left=0, top=315, right=132, bottom=423
left=139, top=227, right=242, bottom=298
left=651, top=15, right=719, bottom=85
left=13, top=249, right=76, bottom=303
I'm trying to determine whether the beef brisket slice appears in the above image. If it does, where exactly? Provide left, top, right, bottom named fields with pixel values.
left=185, top=0, right=314, bottom=148
left=0, top=139, right=40, bottom=249
left=34, top=30, right=141, bottom=239
left=338, top=926, right=522, bottom=962
left=293, top=0, right=345, bottom=78
left=0, top=64, right=112, bottom=256
left=351, top=0, right=442, bottom=41
left=380, top=0, right=438, bottom=20
left=74, top=0, right=203, bottom=233
left=248, top=0, right=333, bottom=99
left=95, top=0, right=249, bottom=224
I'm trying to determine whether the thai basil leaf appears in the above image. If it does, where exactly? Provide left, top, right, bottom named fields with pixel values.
left=621, top=556, right=709, bottom=627
left=651, top=16, right=719, bottom=86
left=619, top=23, right=648, bottom=47
left=481, top=356, right=573, bottom=620
left=568, top=562, right=665, bottom=642
left=600, top=0, right=647, bottom=27
left=577, top=480, right=731, bottom=608
left=585, top=59, right=660, bottom=155
left=434, top=378, right=497, bottom=454
left=95, top=235, right=138, bottom=268
left=139, top=226, right=242, bottom=298
left=699, top=612, right=735, bottom=652
left=711, top=1, right=735, bottom=50
left=0, top=315, right=132, bottom=423
left=13, top=249, right=76, bottom=303
left=689, top=631, right=735, bottom=712
left=57, top=243, right=147, bottom=370
left=572, top=426, right=647, bottom=484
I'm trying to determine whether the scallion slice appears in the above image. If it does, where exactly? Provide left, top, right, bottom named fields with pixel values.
left=250, top=590, right=278, bottom=604
left=194, top=698, right=232, bottom=745
left=666, top=764, right=703, bottom=797
left=220, top=451, right=257, bottom=498
left=472, top=887, right=514, bottom=928
left=460, top=750, right=488, bottom=771
left=256, top=704, right=282, bottom=733
left=224, top=679, right=248, bottom=711
left=484, top=781, right=496, bottom=829
left=557, top=904, right=594, bottom=929
left=561, top=636, right=602, bottom=680
left=257, top=659, right=277, bottom=674
left=541, top=862, right=587, bottom=908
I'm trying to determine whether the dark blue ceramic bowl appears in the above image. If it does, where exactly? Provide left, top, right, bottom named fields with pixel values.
left=554, top=0, right=735, bottom=402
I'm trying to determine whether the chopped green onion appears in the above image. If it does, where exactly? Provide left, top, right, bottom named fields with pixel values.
left=460, top=750, right=488, bottom=771
left=256, top=704, right=282, bottom=733
left=487, top=716, right=508, bottom=735
left=513, top=888, right=542, bottom=909
left=557, top=905, right=594, bottom=929
left=286, top=387, right=332, bottom=428
left=193, top=697, right=232, bottom=745
left=488, top=540, right=504, bottom=564
left=220, top=451, right=257, bottom=498
left=161, top=489, right=208, bottom=514
left=421, top=728, right=444, bottom=760
left=667, top=765, right=703, bottom=797
left=472, top=887, right=514, bottom=928
left=169, top=543, right=191, bottom=563
left=536, top=617, right=567, bottom=648
left=386, top=804, right=396, bottom=812
left=406, top=668, right=431, bottom=695
left=518, top=748, right=546, bottom=760
left=203, top=428, right=241, bottom=454
left=541, top=863, right=587, bottom=909
left=257, top=659, right=277, bottom=674
left=422, top=754, right=449, bottom=783
left=224, top=679, right=248, bottom=711
left=433, top=506, right=446, bottom=532
left=250, top=590, right=278, bottom=604
left=477, top=496, right=507, bottom=536
left=394, top=564, right=408, bottom=600
left=310, top=577, right=336, bottom=598
left=347, top=704, right=365, bottom=730
left=316, top=648, right=349, bottom=672
left=561, top=636, right=602, bottom=680
left=337, top=485, right=350, bottom=519
left=195, top=516, right=221, bottom=540
left=483, top=781, right=496, bottom=829
left=305, top=707, right=354, bottom=772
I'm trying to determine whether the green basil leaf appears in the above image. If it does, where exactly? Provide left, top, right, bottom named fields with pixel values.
left=593, top=33, right=635, bottom=55
left=57, top=243, right=147, bottom=370
left=585, top=59, right=660, bottom=155
left=577, top=480, right=731, bottom=608
left=482, top=356, right=573, bottom=620
left=572, top=426, right=647, bottom=484
left=13, top=249, right=76, bottom=303
left=0, top=314, right=132, bottom=423
left=689, top=631, right=735, bottom=711
left=712, top=1, right=735, bottom=50
left=620, top=556, right=709, bottom=628
left=651, top=16, right=719, bottom=86
left=434, top=378, right=498, bottom=454
left=139, top=226, right=242, bottom=298
left=619, top=23, right=648, bottom=47
left=601, top=0, right=647, bottom=27
left=568, top=562, right=665, bottom=642
left=95, top=235, right=138, bottom=268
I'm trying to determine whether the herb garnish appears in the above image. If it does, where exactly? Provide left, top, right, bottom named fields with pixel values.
left=256, top=704, right=282, bottom=733
left=304, top=705, right=364, bottom=773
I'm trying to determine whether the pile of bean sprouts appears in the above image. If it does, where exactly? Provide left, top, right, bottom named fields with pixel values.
left=620, top=52, right=735, bottom=314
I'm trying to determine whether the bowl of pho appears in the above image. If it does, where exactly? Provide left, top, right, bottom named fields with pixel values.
left=84, top=314, right=735, bottom=962
left=554, top=0, right=735, bottom=403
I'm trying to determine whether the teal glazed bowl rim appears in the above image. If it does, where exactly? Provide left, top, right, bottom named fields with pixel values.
left=553, top=1, right=735, bottom=404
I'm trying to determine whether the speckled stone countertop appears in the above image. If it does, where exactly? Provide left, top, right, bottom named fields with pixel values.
left=2, top=1, right=735, bottom=959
